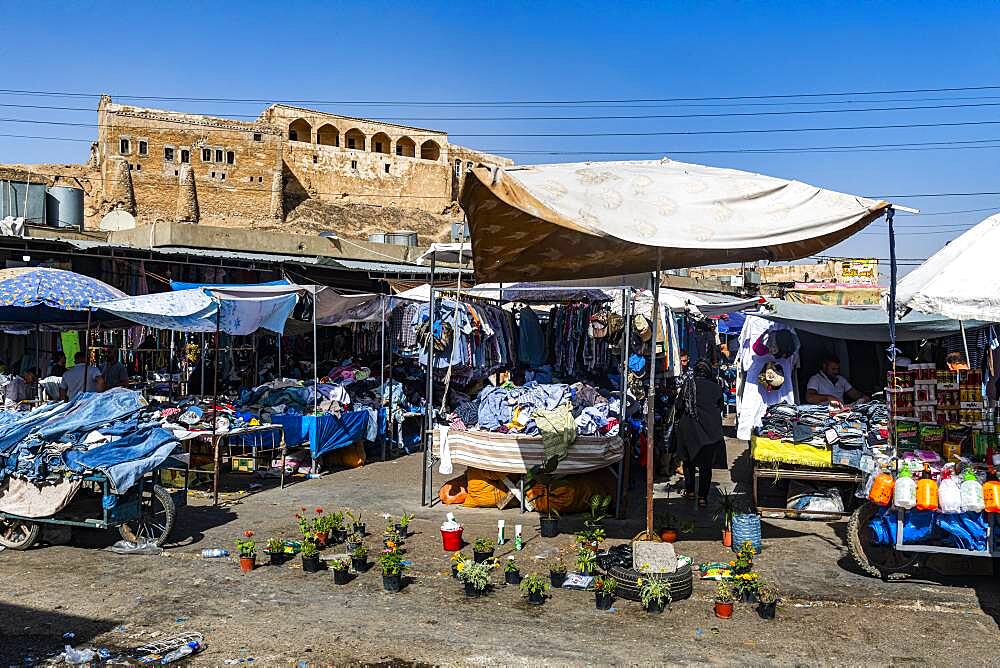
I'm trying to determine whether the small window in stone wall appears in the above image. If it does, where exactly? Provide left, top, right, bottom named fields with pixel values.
left=258, top=176, right=263, bottom=183
left=454, top=159, right=461, bottom=177
left=202, top=148, right=212, bottom=162
left=312, top=155, right=317, bottom=164
left=253, top=133, right=262, bottom=142
left=180, top=150, right=190, bottom=164
left=215, top=149, right=223, bottom=163
left=164, top=147, right=174, bottom=161
left=466, top=161, right=473, bottom=172
left=119, top=138, right=130, bottom=155
left=135, top=164, right=141, bottom=171
left=374, top=141, right=383, bottom=153
left=226, top=151, right=235, bottom=165
left=347, top=138, right=356, bottom=149
left=351, top=160, right=358, bottom=170
left=220, top=173, right=225, bottom=180
left=384, top=163, right=390, bottom=174
left=174, top=169, right=179, bottom=176
left=211, top=171, right=216, bottom=178
left=138, top=140, right=148, bottom=156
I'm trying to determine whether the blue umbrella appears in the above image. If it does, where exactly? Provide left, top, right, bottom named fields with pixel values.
left=0, top=267, right=126, bottom=325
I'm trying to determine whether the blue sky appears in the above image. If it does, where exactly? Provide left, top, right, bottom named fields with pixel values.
left=2, top=1, right=999, bottom=271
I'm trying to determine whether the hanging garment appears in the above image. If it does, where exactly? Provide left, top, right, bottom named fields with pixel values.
left=517, top=306, right=546, bottom=366
left=736, top=316, right=799, bottom=440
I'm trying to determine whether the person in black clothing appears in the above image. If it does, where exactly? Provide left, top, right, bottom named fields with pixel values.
left=675, top=360, right=725, bottom=508
left=49, top=352, right=66, bottom=378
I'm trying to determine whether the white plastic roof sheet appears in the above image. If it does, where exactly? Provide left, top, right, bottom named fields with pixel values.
left=461, top=158, right=889, bottom=282
left=896, top=212, right=1000, bottom=322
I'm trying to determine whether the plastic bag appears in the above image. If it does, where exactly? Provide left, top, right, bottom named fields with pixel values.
left=63, top=645, right=95, bottom=665
left=786, top=483, right=844, bottom=520
left=109, top=539, right=162, bottom=555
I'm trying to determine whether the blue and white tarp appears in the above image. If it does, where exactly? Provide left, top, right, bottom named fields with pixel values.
left=95, top=285, right=300, bottom=335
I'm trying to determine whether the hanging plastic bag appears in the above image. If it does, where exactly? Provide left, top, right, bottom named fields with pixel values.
left=938, top=471, right=962, bottom=514
left=960, top=469, right=985, bottom=513
left=894, top=464, right=917, bottom=509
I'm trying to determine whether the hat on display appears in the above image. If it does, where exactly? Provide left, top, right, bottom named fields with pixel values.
left=757, top=361, right=785, bottom=390
left=634, top=315, right=652, bottom=342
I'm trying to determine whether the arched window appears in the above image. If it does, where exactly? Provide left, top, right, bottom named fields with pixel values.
left=344, top=128, right=366, bottom=150
left=420, top=140, right=441, bottom=161
left=371, top=132, right=391, bottom=154
left=316, top=124, right=340, bottom=147
left=395, top=136, right=416, bottom=157
left=288, top=119, right=312, bottom=143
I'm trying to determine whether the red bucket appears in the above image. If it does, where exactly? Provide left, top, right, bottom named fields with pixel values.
left=441, top=527, right=464, bottom=552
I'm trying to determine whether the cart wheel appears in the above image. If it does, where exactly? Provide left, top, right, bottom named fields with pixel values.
left=119, top=485, right=175, bottom=546
left=847, top=502, right=918, bottom=580
left=0, top=518, right=40, bottom=550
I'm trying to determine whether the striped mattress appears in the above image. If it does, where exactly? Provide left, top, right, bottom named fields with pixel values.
left=433, top=429, right=623, bottom=474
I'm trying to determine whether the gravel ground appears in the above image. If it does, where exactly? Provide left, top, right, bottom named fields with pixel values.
left=1, top=440, right=998, bottom=666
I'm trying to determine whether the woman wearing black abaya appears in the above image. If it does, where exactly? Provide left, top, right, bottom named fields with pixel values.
left=675, top=360, right=726, bottom=508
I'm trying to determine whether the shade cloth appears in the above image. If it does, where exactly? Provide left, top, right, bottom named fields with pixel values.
left=269, top=411, right=369, bottom=458
left=896, top=212, right=1000, bottom=322
left=432, top=430, right=623, bottom=474
left=96, top=286, right=299, bottom=335
left=314, top=292, right=394, bottom=326
left=0, top=267, right=126, bottom=326
left=460, top=159, right=889, bottom=282
left=170, top=279, right=290, bottom=291
left=752, top=300, right=978, bottom=342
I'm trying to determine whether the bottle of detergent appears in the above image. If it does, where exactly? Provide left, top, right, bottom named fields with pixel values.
left=868, top=472, right=895, bottom=506
left=916, top=475, right=939, bottom=511
left=960, top=469, right=985, bottom=512
left=938, top=469, right=962, bottom=514
left=984, top=478, right=1000, bottom=513
left=893, top=464, right=917, bottom=509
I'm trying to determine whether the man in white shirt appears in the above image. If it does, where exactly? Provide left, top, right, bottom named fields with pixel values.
left=59, top=352, right=105, bottom=401
left=806, top=356, right=866, bottom=407
left=3, top=368, right=36, bottom=407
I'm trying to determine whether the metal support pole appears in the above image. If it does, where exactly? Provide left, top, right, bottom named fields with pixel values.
left=212, top=306, right=221, bottom=505
left=83, top=308, right=93, bottom=393
left=646, top=255, right=661, bottom=538
left=199, top=332, right=205, bottom=396
left=312, top=288, right=318, bottom=415
left=422, top=252, right=436, bottom=506
left=616, top=287, right=632, bottom=519
left=961, top=320, right=972, bottom=369
left=34, top=324, right=40, bottom=400
left=380, top=296, right=387, bottom=462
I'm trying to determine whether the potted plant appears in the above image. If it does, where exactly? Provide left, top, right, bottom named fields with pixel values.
left=329, top=511, right=347, bottom=544
left=714, top=581, right=735, bottom=619
left=378, top=549, right=407, bottom=592
left=576, top=546, right=597, bottom=576
left=397, top=512, right=415, bottom=538
left=472, top=537, right=495, bottom=563
left=519, top=573, right=549, bottom=605
left=576, top=494, right=610, bottom=548
left=330, top=558, right=351, bottom=585
left=236, top=530, right=256, bottom=573
left=503, top=558, right=522, bottom=585
left=309, top=508, right=328, bottom=547
left=529, top=462, right=562, bottom=538
left=296, top=509, right=318, bottom=545
left=346, top=531, right=364, bottom=553
left=549, top=559, right=567, bottom=588
left=300, top=539, right=321, bottom=573
left=458, top=559, right=492, bottom=598
left=383, top=527, right=402, bottom=552
left=347, top=510, right=365, bottom=536
left=731, top=542, right=756, bottom=575
left=638, top=574, right=671, bottom=614
left=593, top=577, right=617, bottom=610
left=732, top=572, right=760, bottom=604
left=265, top=537, right=288, bottom=566
left=350, top=544, right=369, bottom=572
left=450, top=551, right=467, bottom=578
left=715, top=488, right=737, bottom=548
left=756, top=582, right=779, bottom=620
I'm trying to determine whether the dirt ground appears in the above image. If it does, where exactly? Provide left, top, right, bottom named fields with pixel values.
left=2, top=437, right=999, bottom=667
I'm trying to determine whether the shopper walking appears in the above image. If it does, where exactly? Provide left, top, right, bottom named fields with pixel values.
left=675, top=360, right=725, bottom=508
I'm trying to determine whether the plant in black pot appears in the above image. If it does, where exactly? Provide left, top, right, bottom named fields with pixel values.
left=549, top=558, right=567, bottom=588
left=639, top=574, right=671, bottom=614
left=383, top=527, right=403, bottom=552
left=330, top=558, right=351, bottom=585
left=576, top=494, right=610, bottom=549
left=347, top=510, right=365, bottom=536
left=346, top=531, right=364, bottom=553
left=520, top=573, right=549, bottom=605
left=503, top=557, right=522, bottom=586
left=575, top=546, right=597, bottom=576
left=458, top=559, right=491, bottom=598
left=593, top=576, right=617, bottom=611
left=450, top=550, right=467, bottom=578
left=378, top=548, right=407, bottom=593
left=732, top=572, right=760, bottom=604
left=350, top=544, right=369, bottom=572
left=397, top=512, right=415, bottom=538
left=265, top=537, right=289, bottom=566
left=529, top=462, right=563, bottom=538
left=756, top=581, right=779, bottom=619
left=300, top=539, right=321, bottom=573
left=472, top=537, right=495, bottom=563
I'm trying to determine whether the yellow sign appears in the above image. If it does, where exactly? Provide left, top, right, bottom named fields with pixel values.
left=838, top=259, right=878, bottom=284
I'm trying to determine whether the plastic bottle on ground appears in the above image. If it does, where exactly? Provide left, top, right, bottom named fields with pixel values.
left=201, top=548, right=229, bottom=558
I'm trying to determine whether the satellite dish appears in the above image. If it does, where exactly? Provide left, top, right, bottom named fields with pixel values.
left=99, top=210, right=136, bottom=232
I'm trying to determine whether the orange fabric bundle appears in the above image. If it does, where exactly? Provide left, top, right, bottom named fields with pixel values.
left=439, top=474, right=468, bottom=505
left=463, top=468, right=509, bottom=508
left=526, top=470, right=614, bottom=514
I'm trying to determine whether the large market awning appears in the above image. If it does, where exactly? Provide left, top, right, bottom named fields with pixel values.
left=754, top=300, right=978, bottom=342
left=460, top=159, right=890, bottom=282
left=896, top=212, right=1000, bottom=322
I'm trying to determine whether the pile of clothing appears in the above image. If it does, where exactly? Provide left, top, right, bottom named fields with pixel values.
left=0, top=388, right=180, bottom=496
left=756, top=400, right=889, bottom=469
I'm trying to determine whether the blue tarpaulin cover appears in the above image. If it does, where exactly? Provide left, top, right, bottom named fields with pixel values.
left=270, top=412, right=369, bottom=458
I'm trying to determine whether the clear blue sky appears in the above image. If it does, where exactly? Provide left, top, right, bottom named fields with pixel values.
left=2, top=1, right=999, bottom=271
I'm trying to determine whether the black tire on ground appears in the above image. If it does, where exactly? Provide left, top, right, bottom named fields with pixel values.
left=846, top=502, right=918, bottom=580
left=0, top=518, right=40, bottom=550
left=118, top=485, right=176, bottom=546
left=601, top=562, right=694, bottom=602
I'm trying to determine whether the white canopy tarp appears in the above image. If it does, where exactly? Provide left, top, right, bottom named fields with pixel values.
left=896, top=212, right=1000, bottom=322
left=461, top=158, right=889, bottom=282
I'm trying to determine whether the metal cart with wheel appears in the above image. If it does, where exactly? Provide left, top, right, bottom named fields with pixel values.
left=0, top=454, right=188, bottom=551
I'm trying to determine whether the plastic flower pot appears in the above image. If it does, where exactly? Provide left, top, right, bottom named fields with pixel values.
left=239, top=555, right=256, bottom=573
left=549, top=571, right=567, bottom=588
left=595, top=592, right=614, bottom=610
left=396, top=523, right=408, bottom=538
left=333, top=569, right=350, bottom=585
left=314, top=534, right=327, bottom=548
left=539, top=516, right=559, bottom=538
left=351, top=556, right=368, bottom=572
left=659, top=528, right=678, bottom=543
left=268, top=552, right=289, bottom=567
left=644, top=599, right=667, bottom=614
left=473, top=549, right=494, bottom=564
left=382, top=573, right=403, bottom=593
left=714, top=601, right=734, bottom=619
left=441, top=527, right=464, bottom=552
left=757, top=601, right=777, bottom=619
left=505, top=571, right=523, bottom=586
left=353, top=522, right=366, bottom=536
left=331, top=529, right=347, bottom=545
left=301, top=555, right=321, bottom=573
left=464, top=582, right=483, bottom=598
left=451, top=563, right=460, bottom=579
left=346, top=541, right=362, bottom=553
left=722, top=530, right=733, bottom=548
left=527, top=590, right=546, bottom=605
left=740, top=590, right=758, bottom=605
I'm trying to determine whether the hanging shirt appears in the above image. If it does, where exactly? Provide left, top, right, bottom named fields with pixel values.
left=517, top=306, right=546, bottom=366
left=736, top=316, right=798, bottom=440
